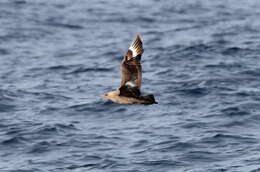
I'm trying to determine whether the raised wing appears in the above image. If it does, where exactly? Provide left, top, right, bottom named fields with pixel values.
left=128, top=34, right=144, bottom=58
left=119, top=35, right=144, bottom=97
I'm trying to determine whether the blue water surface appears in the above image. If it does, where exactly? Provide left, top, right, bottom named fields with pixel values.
left=1, top=0, right=260, bottom=171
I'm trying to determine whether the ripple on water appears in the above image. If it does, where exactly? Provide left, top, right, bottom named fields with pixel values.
left=1, top=136, right=27, bottom=145
left=221, top=106, right=250, bottom=117
left=1, top=0, right=260, bottom=171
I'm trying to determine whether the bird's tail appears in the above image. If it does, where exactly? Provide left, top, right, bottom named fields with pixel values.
left=140, top=94, right=157, bottom=104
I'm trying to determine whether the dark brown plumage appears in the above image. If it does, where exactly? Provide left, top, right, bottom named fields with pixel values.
left=120, top=35, right=143, bottom=92
left=103, top=35, right=157, bottom=104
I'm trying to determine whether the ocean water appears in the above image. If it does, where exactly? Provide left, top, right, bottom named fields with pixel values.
left=1, top=0, right=260, bottom=171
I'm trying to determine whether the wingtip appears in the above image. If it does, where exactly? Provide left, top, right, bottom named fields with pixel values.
left=136, top=34, right=142, bottom=40
left=134, top=34, right=142, bottom=44
left=129, top=34, right=144, bottom=57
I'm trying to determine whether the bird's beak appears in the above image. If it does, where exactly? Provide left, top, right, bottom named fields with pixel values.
left=103, top=93, right=108, bottom=98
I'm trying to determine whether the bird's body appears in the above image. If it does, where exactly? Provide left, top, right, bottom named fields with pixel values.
left=103, top=35, right=157, bottom=105
left=104, top=90, right=156, bottom=104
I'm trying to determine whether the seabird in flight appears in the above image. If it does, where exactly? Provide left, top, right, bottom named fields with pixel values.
left=103, top=35, right=157, bottom=104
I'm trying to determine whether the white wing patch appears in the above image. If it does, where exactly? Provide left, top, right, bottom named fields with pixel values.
left=129, top=35, right=144, bottom=57
left=125, top=81, right=136, bottom=88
